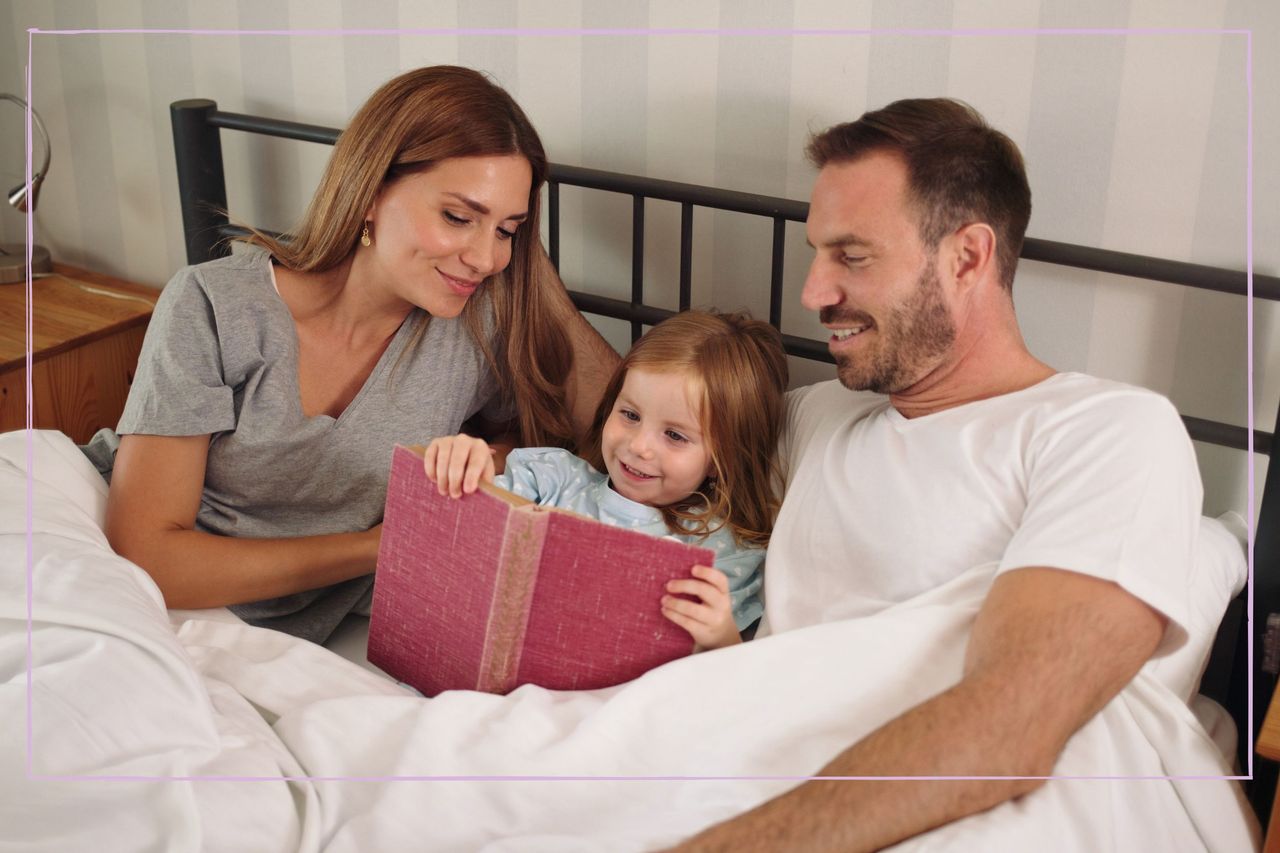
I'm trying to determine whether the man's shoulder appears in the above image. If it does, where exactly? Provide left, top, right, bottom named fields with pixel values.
left=1021, top=372, right=1181, bottom=428
left=1006, top=374, right=1194, bottom=478
left=1029, top=370, right=1161, bottom=398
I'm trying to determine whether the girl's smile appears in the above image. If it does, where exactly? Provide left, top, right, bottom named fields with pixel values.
left=600, top=369, right=714, bottom=507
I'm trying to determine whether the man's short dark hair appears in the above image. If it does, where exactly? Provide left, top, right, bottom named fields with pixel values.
left=807, top=99, right=1032, bottom=291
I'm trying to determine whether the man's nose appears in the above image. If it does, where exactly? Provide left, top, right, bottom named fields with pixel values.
left=800, top=257, right=841, bottom=312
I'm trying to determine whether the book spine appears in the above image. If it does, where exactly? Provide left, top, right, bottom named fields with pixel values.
left=478, top=507, right=549, bottom=692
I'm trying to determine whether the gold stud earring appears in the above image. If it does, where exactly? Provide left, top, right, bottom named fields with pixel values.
left=361, top=223, right=372, bottom=247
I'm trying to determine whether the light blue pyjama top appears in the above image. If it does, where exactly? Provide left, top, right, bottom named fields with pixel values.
left=495, top=447, right=764, bottom=631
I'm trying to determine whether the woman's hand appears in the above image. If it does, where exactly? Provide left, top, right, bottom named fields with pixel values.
left=661, top=565, right=743, bottom=652
left=423, top=434, right=496, bottom=498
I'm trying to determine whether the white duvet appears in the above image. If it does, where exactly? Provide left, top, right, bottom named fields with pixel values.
left=0, top=430, right=1260, bottom=851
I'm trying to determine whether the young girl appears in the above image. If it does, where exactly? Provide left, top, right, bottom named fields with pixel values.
left=424, top=309, right=788, bottom=651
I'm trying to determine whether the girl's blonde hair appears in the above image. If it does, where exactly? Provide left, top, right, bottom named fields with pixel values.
left=237, top=65, right=575, bottom=447
left=584, top=310, right=789, bottom=547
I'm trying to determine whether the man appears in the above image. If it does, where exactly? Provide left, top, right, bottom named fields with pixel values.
left=671, top=99, right=1251, bottom=850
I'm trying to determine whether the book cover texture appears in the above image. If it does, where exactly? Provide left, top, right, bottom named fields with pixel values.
left=369, top=445, right=710, bottom=695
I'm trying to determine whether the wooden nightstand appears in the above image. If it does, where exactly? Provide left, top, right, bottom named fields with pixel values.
left=1259, top=686, right=1280, bottom=851
left=0, top=264, right=158, bottom=443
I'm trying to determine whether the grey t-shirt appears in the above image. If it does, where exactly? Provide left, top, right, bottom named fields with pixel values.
left=84, top=248, right=510, bottom=642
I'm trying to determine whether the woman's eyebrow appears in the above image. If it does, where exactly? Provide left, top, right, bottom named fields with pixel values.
left=443, top=192, right=528, bottom=221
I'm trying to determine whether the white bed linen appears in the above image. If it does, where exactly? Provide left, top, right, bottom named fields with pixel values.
left=1, top=429, right=1260, bottom=852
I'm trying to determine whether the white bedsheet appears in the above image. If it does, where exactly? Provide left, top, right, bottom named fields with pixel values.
left=0, top=429, right=1260, bottom=851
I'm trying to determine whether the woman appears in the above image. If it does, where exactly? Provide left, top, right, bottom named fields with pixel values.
left=92, top=66, right=619, bottom=643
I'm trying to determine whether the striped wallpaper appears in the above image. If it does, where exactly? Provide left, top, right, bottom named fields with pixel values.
left=0, top=0, right=1275, bottom=520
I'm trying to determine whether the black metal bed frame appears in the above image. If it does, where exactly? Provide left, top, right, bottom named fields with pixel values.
left=168, top=98, right=1280, bottom=812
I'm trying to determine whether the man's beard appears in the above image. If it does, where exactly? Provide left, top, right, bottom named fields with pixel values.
left=825, top=260, right=957, bottom=394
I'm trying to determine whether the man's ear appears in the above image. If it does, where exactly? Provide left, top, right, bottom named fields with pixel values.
left=949, top=223, right=997, bottom=293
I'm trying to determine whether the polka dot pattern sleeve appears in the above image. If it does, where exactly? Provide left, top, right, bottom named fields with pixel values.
left=493, top=447, right=582, bottom=504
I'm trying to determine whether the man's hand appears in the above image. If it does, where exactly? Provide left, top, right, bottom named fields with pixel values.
left=662, top=565, right=742, bottom=651
left=423, top=435, right=496, bottom=498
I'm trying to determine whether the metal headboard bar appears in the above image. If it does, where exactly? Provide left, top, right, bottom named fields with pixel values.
left=209, top=107, right=340, bottom=145
left=1020, top=238, right=1280, bottom=301
left=631, top=195, right=644, bottom=341
left=679, top=202, right=694, bottom=311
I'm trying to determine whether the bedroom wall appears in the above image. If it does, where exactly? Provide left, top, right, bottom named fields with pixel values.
left=0, top=0, right=1275, bottom=523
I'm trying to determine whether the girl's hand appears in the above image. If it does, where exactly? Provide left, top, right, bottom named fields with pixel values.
left=423, top=435, right=496, bottom=498
left=661, top=565, right=742, bottom=652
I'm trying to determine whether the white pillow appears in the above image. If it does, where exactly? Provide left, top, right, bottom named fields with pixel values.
left=1145, top=513, right=1247, bottom=703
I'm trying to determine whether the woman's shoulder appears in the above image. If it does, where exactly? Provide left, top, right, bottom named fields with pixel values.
left=159, top=247, right=268, bottom=293
left=154, top=248, right=278, bottom=320
left=176, top=247, right=273, bottom=290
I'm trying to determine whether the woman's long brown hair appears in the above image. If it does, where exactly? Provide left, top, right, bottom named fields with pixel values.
left=237, top=65, right=574, bottom=447
left=583, top=310, right=788, bottom=547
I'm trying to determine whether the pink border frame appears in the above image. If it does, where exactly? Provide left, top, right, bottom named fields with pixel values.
left=20, top=25, right=1257, bottom=786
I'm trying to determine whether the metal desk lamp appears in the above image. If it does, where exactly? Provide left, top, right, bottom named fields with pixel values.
left=0, top=93, right=53, bottom=284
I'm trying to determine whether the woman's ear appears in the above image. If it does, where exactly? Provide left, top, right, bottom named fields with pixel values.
left=360, top=195, right=383, bottom=248
left=364, top=182, right=388, bottom=224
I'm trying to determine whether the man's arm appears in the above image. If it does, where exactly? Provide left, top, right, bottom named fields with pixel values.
left=670, top=567, right=1167, bottom=853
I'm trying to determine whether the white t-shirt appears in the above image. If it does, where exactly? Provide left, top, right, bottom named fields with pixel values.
left=759, top=373, right=1202, bottom=657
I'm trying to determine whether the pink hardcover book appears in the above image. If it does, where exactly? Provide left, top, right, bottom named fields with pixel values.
left=368, top=444, right=711, bottom=695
